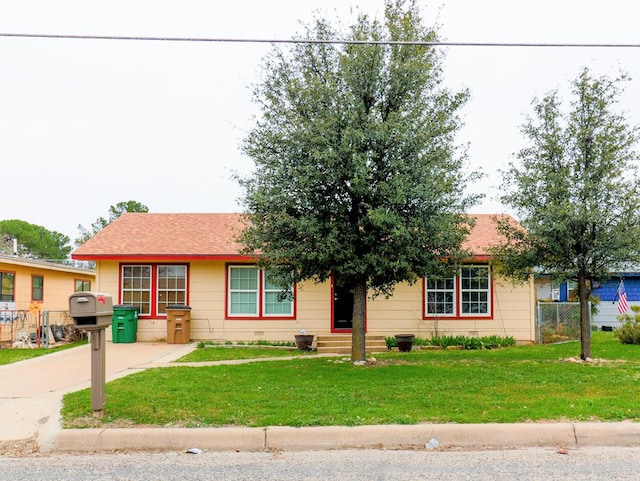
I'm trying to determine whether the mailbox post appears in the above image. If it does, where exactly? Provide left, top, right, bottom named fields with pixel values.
left=68, top=292, right=113, bottom=416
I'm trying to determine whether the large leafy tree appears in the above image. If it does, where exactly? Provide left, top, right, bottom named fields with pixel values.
left=0, top=220, right=72, bottom=260
left=76, top=200, right=149, bottom=245
left=493, top=67, right=640, bottom=359
left=239, top=0, right=480, bottom=362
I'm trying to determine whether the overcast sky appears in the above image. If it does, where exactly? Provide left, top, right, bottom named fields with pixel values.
left=1, top=0, right=639, bottom=242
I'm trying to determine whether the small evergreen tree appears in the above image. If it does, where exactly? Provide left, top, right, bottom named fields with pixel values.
left=493, top=68, right=640, bottom=359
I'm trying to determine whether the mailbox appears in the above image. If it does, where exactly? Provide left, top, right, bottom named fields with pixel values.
left=68, top=292, right=114, bottom=330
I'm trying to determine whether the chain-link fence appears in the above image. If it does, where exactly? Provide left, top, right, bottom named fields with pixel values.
left=537, top=302, right=588, bottom=343
left=0, top=309, right=82, bottom=348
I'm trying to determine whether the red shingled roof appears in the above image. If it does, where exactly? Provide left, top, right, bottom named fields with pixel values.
left=71, top=212, right=516, bottom=261
left=71, top=213, right=250, bottom=261
left=462, top=213, right=515, bottom=257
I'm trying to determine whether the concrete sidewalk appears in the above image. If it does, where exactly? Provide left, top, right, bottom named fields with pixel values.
left=0, top=340, right=195, bottom=452
left=1, top=342, right=639, bottom=454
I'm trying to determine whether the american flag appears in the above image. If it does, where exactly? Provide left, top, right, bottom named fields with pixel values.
left=617, top=280, right=629, bottom=314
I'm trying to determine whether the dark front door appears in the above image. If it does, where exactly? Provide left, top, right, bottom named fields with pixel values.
left=333, top=282, right=353, bottom=331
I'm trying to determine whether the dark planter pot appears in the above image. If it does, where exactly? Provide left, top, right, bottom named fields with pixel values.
left=295, top=334, right=314, bottom=351
left=395, top=334, right=415, bottom=352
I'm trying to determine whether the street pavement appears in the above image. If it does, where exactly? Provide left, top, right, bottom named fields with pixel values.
left=0, top=341, right=638, bottom=454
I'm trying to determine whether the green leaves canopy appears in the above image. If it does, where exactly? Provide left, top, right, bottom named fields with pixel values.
left=76, top=200, right=149, bottom=246
left=0, top=219, right=71, bottom=261
left=494, top=68, right=640, bottom=286
left=239, top=0, right=481, bottom=297
left=493, top=67, right=640, bottom=359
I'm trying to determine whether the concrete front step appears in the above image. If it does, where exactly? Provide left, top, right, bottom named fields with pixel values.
left=316, top=347, right=387, bottom=354
left=316, top=335, right=388, bottom=355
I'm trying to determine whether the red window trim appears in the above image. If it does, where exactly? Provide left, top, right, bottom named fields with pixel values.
left=118, top=263, right=190, bottom=318
left=31, top=274, right=44, bottom=303
left=422, top=264, right=494, bottom=320
left=0, top=270, right=16, bottom=303
left=225, top=263, right=297, bottom=320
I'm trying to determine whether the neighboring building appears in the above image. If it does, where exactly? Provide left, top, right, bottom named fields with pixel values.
left=0, top=255, right=95, bottom=346
left=71, top=213, right=537, bottom=344
left=592, top=274, right=640, bottom=328
left=535, top=272, right=640, bottom=330
left=0, top=254, right=95, bottom=312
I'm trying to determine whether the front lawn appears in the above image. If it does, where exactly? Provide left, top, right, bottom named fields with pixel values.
left=0, top=340, right=87, bottom=365
left=175, top=344, right=314, bottom=362
left=61, top=332, right=640, bottom=428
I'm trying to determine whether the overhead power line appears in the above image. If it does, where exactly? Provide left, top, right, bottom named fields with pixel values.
left=0, top=32, right=639, bottom=48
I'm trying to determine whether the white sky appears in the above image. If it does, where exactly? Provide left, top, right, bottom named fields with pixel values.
left=1, top=0, right=639, bottom=242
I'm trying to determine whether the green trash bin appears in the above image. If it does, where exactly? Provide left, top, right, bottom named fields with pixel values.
left=112, top=305, right=138, bottom=343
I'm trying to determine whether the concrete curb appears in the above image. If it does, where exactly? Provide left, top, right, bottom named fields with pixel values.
left=574, top=422, right=640, bottom=446
left=54, top=427, right=266, bottom=453
left=51, top=422, right=640, bottom=453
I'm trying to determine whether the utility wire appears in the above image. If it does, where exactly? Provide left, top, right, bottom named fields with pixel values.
left=0, top=32, right=639, bottom=48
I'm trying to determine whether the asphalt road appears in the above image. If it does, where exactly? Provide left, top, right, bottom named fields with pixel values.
left=1, top=446, right=639, bottom=481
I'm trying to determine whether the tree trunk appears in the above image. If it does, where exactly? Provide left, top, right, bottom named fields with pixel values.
left=351, top=279, right=367, bottom=363
left=577, top=271, right=592, bottom=360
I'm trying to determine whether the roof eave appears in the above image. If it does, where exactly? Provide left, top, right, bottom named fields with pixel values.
left=71, top=254, right=258, bottom=262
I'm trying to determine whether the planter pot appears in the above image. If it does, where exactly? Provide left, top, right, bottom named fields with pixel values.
left=395, top=334, right=415, bottom=352
left=295, top=334, right=314, bottom=351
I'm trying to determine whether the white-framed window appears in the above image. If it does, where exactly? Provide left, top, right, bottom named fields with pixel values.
left=227, top=265, right=294, bottom=318
left=157, top=265, right=187, bottom=314
left=424, top=265, right=491, bottom=318
left=459, top=266, right=490, bottom=315
left=228, top=266, right=259, bottom=316
left=263, top=270, right=293, bottom=316
left=122, top=265, right=152, bottom=316
left=121, top=264, right=188, bottom=317
left=425, top=277, right=456, bottom=316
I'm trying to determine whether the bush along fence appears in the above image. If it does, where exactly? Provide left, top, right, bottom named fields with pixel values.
left=615, top=305, right=640, bottom=344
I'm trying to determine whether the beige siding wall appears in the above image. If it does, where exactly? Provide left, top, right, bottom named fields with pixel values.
left=95, top=260, right=536, bottom=343
left=365, top=276, right=535, bottom=343
left=95, top=261, right=334, bottom=343
left=92, top=261, right=118, bottom=341
left=188, top=263, right=331, bottom=342
left=93, top=260, right=119, bottom=298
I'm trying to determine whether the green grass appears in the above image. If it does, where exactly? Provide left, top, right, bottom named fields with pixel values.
left=176, top=345, right=315, bottom=362
left=61, top=332, right=640, bottom=428
left=0, top=340, right=87, bottom=365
